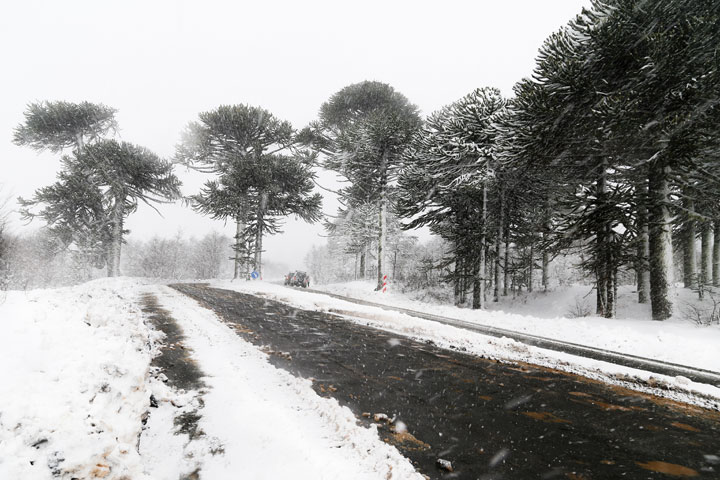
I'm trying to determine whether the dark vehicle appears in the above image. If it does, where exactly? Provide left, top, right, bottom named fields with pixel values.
left=284, top=271, right=310, bottom=288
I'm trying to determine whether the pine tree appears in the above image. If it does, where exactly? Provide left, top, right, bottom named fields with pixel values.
left=177, top=104, right=322, bottom=278
left=18, top=157, right=112, bottom=271
left=398, top=88, right=506, bottom=308
left=15, top=102, right=179, bottom=276
left=312, top=81, right=422, bottom=290
left=21, top=140, right=181, bottom=276
left=13, top=101, right=117, bottom=153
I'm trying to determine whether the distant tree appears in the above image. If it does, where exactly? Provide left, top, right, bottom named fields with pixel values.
left=310, top=81, right=422, bottom=290
left=0, top=187, right=11, bottom=291
left=177, top=104, right=321, bottom=278
left=13, top=100, right=117, bottom=153
left=190, top=231, right=231, bottom=279
left=325, top=203, right=379, bottom=279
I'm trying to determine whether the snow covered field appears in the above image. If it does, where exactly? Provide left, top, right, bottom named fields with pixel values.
left=0, top=279, right=421, bottom=480
left=211, top=279, right=720, bottom=409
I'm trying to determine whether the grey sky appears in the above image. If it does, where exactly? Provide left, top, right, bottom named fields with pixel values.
left=1, top=0, right=590, bottom=269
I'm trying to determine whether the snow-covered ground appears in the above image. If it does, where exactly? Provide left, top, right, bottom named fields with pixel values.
left=210, top=279, right=720, bottom=409
left=314, top=281, right=720, bottom=373
left=2, top=277, right=719, bottom=479
left=0, top=278, right=158, bottom=479
left=0, top=278, right=421, bottom=480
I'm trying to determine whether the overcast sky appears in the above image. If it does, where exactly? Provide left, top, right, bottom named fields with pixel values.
left=0, top=0, right=590, bottom=270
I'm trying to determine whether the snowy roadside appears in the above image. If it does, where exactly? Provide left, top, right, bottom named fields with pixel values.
left=0, top=278, right=423, bottom=480
left=209, top=280, right=720, bottom=410
left=0, top=278, right=158, bottom=479
left=316, top=281, right=720, bottom=373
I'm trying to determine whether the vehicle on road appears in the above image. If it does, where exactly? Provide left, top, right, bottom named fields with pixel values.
left=284, top=271, right=310, bottom=288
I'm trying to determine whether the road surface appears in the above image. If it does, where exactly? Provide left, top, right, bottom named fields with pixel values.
left=172, top=283, right=720, bottom=479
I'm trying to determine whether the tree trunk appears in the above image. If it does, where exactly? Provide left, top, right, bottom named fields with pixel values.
left=713, top=220, right=720, bottom=287
left=108, top=200, right=124, bottom=277
left=377, top=150, right=389, bottom=290
left=75, top=133, right=85, bottom=153
left=493, top=187, right=504, bottom=302
left=596, top=259, right=607, bottom=316
left=393, top=249, right=398, bottom=279
left=354, top=252, right=359, bottom=280
left=233, top=217, right=244, bottom=280
left=607, top=265, right=617, bottom=318
left=648, top=162, right=674, bottom=320
left=476, top=182, right=487, bottom=309
left=254, top=192, right=269, bottom=279
left=682, top=197, right=697, bottom=288
left=359, top=251, right=366, bottom=279
left=503, top=221, right=510, bottom=297
left=472, top=256, right=481, bottom=309
left=636, top=180, right=651, bottom=303
left=700, top=220, right=712, bottom=286
left=595, top=163, right=609, bottom=316
left=454, top=257, right=462, bottom=306
left=527, top=244, right=533, bottom=294
left=542, top=230, right=549, bottom=292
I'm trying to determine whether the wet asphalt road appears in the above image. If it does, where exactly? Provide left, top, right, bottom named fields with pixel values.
left=171, top=284, right=720, bottom=479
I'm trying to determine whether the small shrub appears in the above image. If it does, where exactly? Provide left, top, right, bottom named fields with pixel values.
left=682, top=292, right=720, bottom=326
left=566, top=295, right=592, bottom=318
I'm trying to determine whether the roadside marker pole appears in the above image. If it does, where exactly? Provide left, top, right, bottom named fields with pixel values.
left=382, top=275, right=388, bottom=293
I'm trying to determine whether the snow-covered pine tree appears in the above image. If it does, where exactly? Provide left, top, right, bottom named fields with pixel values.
left=74, top=140, right=181, bottom=276
left=13, top=101, right=117, bottom=153
left=18, top=157, right=112, bottom=273
left=398, top=88, right=506, bottom=309
left=590, top=0, right=720, bottom=319
left=20, top=141, right=180, bottom=277
left=13, top=101, right=119, bottom=274
left=312, top=81, right=422, bottom=291
left=176, top=105, right=322, bottom=278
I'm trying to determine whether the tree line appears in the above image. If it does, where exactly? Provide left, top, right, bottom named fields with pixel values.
left=6, top=0, right=719, bottom=322
left=308, top=0, right=720, bottom=321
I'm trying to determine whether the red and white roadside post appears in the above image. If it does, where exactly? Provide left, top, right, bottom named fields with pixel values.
left=382, top=275, right=388, bottom=293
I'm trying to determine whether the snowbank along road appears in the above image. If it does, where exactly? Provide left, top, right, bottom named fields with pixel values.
left=172, top=283, right=720, bottom=479
left=301, top=287, right=720, bottom=387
